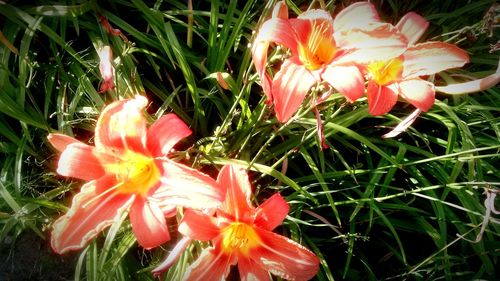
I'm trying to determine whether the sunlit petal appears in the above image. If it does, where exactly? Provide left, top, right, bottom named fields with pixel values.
left=298, top=9, right=333, bottom=21
left=397, top=78, right=435, bottom=112
left=403, top=42, right=469, bottom=78
left=396, top=12, right=429, bottom=45
left=251, top=229, right=320, bottom=281
left=94, top=95, right=148, bottom=154
left=334, top=1, right=381, bottom=33
left=182, top=247, right=235, bottom=281
left=51, top=177, right=133, bottom=254
left=238, top=257, right=270, bottom=281
left=146, top=113, right=192, bottom=156
left=47, top=133, right=79, bottom=152
left=178, top=209, right=220, bottom=241
left=335, top=23, right=407, bottom=64
left=152, top=236, right=192, bottom=277
left=56, top=142, right=105, bottom=181
left=98, top=45, right=115, bottom=92
left=254, top=193, right=289, bottom=231
left=217, top=164, right=254, bottom=221
left=252, top=17, right=298, bottom=103
left=153, top=159, right=223, bottom=210
left=271, top=1, right=288, bottom=19
left=322, top=65, right=365, bottom=102
left=367, top=81, right=399, bottom=116
left=251, top=41, right=274, bottom=103
left=272, top=59, right=317, bottom=122
left=436, top=66, right=500, bottom=95
left=255, top=18, right=298, bottom=54
left=129, top=197, right=171, bottom=249
left=382, top=108, right=422, bottom=138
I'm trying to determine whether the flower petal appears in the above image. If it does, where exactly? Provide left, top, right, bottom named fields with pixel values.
left=94, top=95, right=148, bottom=154
left=238, top=257, right=270, bottom=281
left=382, top=108, right=422, bottom=138
left=403, top=42, right=469, bottom=78
left=251, top=41, right=274, bottom=103
left=254, top=193, right=289, bottom=231
left=51, top=177, right=133, bottom=254
left=153, top=159, right=223, bottom=210
left=146, top=113, right=192, bottom=156
left=47, top=133, right=79, bottom=152
left=98, top=46, right=115, bottom=92
left=178, top=209, right=220, bottom=241
left=367, top=81, right=399, bottom=116
left=322, top=65, right=365, bottom=102
left=56, top=142, right=106, bottom=181
left=129, top=197, right=171, bottom=249
left=298, top=9, right=333, bottom=21
left=396, top=12, right=429, bottom=45
left=334, top=1, right=381, bottom=33
left=398, top=78, right=435, bottom=112
left=272, top=59, right=317, bottom=122
left=252, top=17, right=298, bottom=103
left=271, top=1, right=288, bottom=19
left=182, top=247, right=235, bottom=281
left=335, top=23, right=408, bottom=64
left=251, top=229, right=320, bottom=281
left=254, top=18, right=298, bottom=53
left=435, top=66, right=500, bottom=94
left=217, top=164, right=254, bottom=221
left=152, top=236, right=192, bottom=277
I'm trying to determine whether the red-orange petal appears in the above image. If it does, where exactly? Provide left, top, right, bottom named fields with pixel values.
left=254, top=193, right=289, bottom=231
left=238, top=256, right=270, bottom=281
left=272, top=59, right=317, bottom=122
left=56, top=142, right=106, bottom=181
left=94, top=95, right=148, bottom=154
left=403, top=42, right=469, bottom=78
left=153, top=159, right=224, bottom=210
left=397, top=78, right=435, bottom=112
left=252, top=17, right=298, bottom=103
left=146, top=113, right=192, bottom=156
left=129, top=197, right=171, bottom=249
left=217, top=164, right=254, bottom=221
left=51, top=177, right=133, bottom=254
left=251, top=41, right=273, bottom=103
left=367, top=81, right=399, bottom=116
left=271, top=1, right=288, bottom=19
left=182, top=247, right=235, bottom=281
left=396, top=12, right=429, bottom=45
left=250, top=229, right=320, bottom=281
left=322, top=65, right=365, bottom=102
left=178, top=209, right=220, bottom=241
left=334, top=1, right=380, bottom=33
left=47, top=133, right=79, bottom=152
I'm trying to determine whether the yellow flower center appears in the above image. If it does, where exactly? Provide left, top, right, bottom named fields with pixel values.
left=105, top=151, right=161, bottom=197
left=221, top=222, right=261, bottom=256
left=367, top=58, right=404, bottom=86
left=298, top=21, right=336, bottom=70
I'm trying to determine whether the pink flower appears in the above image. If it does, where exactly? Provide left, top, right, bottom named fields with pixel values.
left=252, top=1, right=407, bottom=122
left=48, top=95, right=224, bottom=254
left=154, top=165, right=320, bottom=280
left=364, top=12, right=470, bottom=115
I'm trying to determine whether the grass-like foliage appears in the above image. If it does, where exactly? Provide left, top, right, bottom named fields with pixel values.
left=0, top=0, right=498, bottom=280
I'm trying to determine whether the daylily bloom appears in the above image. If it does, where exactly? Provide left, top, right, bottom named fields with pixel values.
left=154, top=164, right=320, bottom=280
left=363, top=12, right=470, bottom=115
left=48, top=95, right=224, bottom=254
left=98, top=45, right=115, bottom=93
left=252, top=1, right=408, bottom=122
